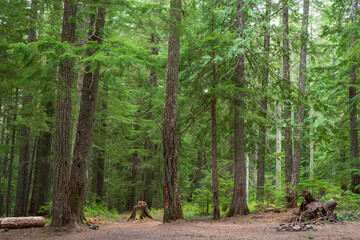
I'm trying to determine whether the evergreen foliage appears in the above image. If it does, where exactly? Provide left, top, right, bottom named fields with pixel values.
left=0, top=0, right=359, bottom=222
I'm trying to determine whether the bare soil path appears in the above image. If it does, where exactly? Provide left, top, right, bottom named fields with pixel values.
left=1, top=211, right=360, bottom=240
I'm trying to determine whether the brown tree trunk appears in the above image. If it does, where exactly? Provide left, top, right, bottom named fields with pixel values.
left=14, top=1, right=38, bottom=216
left=51, top=0, right=77, bottom=227
left=291, top=0, right=310, bottom=205
left=25, top=137, right=37, bottom=214
left=14, top=94, right=32, bottom=217
left=350, top=0, right=360, bottom=194
left=257, top=0, right=271, bottom=202
left=94, top=90, right=107, bottom=202
left=0, top=101, right=5, bottom=215
left=28, top=102, right=53, bottom=216
left=130, top=124, right=140, bottom=209
left=162, top=0, right=183, bottom=223
left=150, top=33, right=159, bottom=87
left=211, top=13, right=220, bottom=220
left=227, top=0, right=249, bottom=217
left=155, top=145, right=161, bottom=208
left=94, top=132, right=106, bottom=202
left=6, top=89, right=19, bottom=217
left=282, top=0, right=294, bottom=207
left=68, top=2, right=105, bottom=226
left=143, top=167, right=154, bottom=208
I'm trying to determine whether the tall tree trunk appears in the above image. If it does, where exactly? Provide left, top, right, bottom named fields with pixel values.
left=68, top=2, right=105, bottom=225
left=292, top=0, right=310, bottom=204
left=211, top=12, right=220, bottom=220
left=227, top=0, right=249, bottom=217
left=282, top=0, right=294, bottom=207
left=309, top=102, right=314, bottom=179
left=0, top=102, right=6, bottom=215
left=150, top=33, right=159, bottom=87
left=156, top=145, right=161, bottom=208
left=246, top=153, right=249, bottom=201
left=6, top=89, right=19, bottom=217
left=91, top=85, right=107, bottom=203
left=95, top=121, right=106, bottom=203
left=257, top=0, right=271, bottom=201
left=142, top=142, right=154, bottom=208
left=162, top=0, right=183, bottom=223
left=276, top=104, right=282, bottom=189
left=14, top=1, right=38, bottom=216
left=350, top=0, right=360, bottom=194
left=14, top=93, right=32, bottom=217
left=28, top=102, right=53, bottom=216
left=51, top=0, right=77, bottom=227
left=130, top=124, right=139, bottom=209
left=70, top=71, right=84, bottom=161
left=211, top=57, right=220, bottom=220
left=25, top=138, right=37, bottom=214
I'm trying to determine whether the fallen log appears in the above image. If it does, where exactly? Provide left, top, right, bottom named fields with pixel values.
left=127, top=201, right=154, bottom=221
left=0, top=216, right=45, bottom=228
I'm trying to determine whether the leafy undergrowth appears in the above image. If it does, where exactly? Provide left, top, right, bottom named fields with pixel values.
left=333, top=210, right=360, bottom=222
left=84, top=203, right=120, bottom=221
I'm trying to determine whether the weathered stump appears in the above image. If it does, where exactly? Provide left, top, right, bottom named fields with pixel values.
left=127, top=201, right=154, bottom=221
left=297, top=190, right=338, bottom=223
left=0, top=217, right=45, bottom=228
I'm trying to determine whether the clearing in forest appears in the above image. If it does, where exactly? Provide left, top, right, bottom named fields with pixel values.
left=1, top=210, right=360, bottom=240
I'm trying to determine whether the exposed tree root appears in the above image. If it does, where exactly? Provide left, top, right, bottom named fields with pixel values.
left=294, top=190, right=339, bottom=223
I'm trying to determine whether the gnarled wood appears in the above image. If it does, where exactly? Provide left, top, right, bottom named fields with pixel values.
left=297, top=190, right=338, bottom=223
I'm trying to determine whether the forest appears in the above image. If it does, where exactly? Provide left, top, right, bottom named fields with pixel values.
left=0, top=0, right=360, bottom=236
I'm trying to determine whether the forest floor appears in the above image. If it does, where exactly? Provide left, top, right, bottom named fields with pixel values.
left=1, top=209, right=360, bottom=240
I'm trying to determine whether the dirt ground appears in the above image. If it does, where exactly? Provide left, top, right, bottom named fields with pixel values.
left=1, top=210, right=360, bottom=240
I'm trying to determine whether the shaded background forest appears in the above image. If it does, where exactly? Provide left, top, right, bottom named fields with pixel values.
left=0, top=0, right=359, bottom=223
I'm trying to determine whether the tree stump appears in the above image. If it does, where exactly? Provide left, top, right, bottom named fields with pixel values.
left=126, top=201, right=154, bottom=221
left=297, top=190, right=338, bottom=223
left=0, top=217, right=45, bottom=228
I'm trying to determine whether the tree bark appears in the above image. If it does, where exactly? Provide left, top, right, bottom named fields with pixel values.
left=28, top=102, right=53, bottom=216
left=68, top=2, right=105, bottom=226
left=282, top=0, right=294, bottom=207
left=227, top=0, right=249, bottom=217
left=350, top=0, right=360, bottom=194
left=130, top=124, right=140, bottom=209
left=162, top=0, right=183, bottom=223
left=292, top=0, right=310, bottom=204
left=95, top=122, right=106, bottom=202
left=1, top=217, right=45, bottom=228
left=14, top=1, right=38, bottom=216
left=246, top=153, right=249, bottom=201
left=276, top=104, right=282, bottom=189
left=14, top=93, right=32, bottom=217
left=155, top=145, right=161, bottom=208
left=6, top=89, right=18, bottom=217
left=0, top=101, right=6, bottom=215
left=51, top=0, right=77, bottom=227
left=210, top=12, right=220, bottom=220
left=25, top=137, right=36, bottom=215
left=309, top=102, right=314, bottom=179
left=257, top=0, right=271, bottom=201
